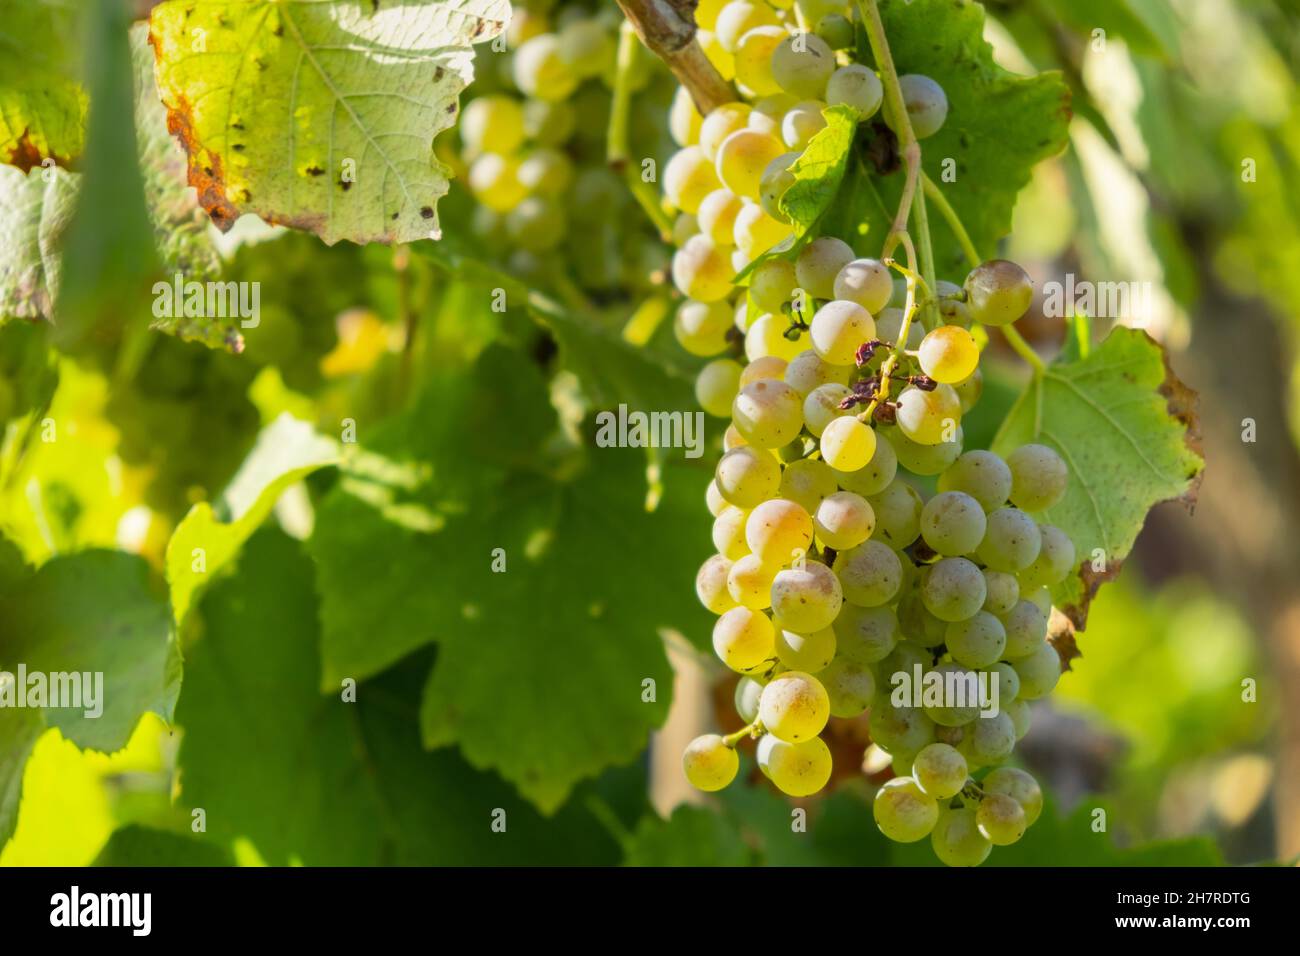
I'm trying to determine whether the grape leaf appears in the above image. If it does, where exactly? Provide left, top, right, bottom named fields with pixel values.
left=166, top=413, right=339, bottom=625
left=148, top=0, right=509, bottom=246
left=779, top=104, right=860, bottom=244
left=0, top=550, right=180, bottom=753
left=0, top=708, right=42, bottom=850
left=0, top=0, right=86, bottom=170
left=861, top=0, right=1071, bottom=273
left=992, top=327, right=1203, bottom=628
left=0, top=166, right=78, bottom=322
left=178, top=527, right=626, bottom=865
left=92, top=825, right=235, bottom=867
left=623, top=805, right=753, bottom=866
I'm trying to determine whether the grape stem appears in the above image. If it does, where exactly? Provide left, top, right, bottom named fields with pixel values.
left=614, top=0, right=736, bottom=114
left=722, top=720, right=765, bottom=748
left=858, top=242, right=923, bottom=423
left=608, top=21, right=676, bottom=241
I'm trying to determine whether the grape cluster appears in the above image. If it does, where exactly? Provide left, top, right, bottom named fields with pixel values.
left=672, top=1, right=1074, bottom=867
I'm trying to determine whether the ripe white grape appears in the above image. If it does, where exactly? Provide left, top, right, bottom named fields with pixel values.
left=888, top=424, right=963, bottom=476
left=716, top=128, right=786, bottom=200
left=674, top=298, right=733, bottom=356
left=734, top=26, right=787, bottom=97
left=977, top=793, right=1027, bottom=845
left=733, top=378, right=805, bottom=448
left=758, top=152, right=800, bottom=223
left=460, top=95, right=525, bottom=156
left=821, top=656, right=875, bottom=716
left=776, top=626, right=837, bottom=673
left=706, top=479, right=728, bottom=517
left=696, top=358, right=744, bottom=418
left=873, top=776, right=940, bottom=842
left=981, top=568, right=1020, bottom=616
left=976, top=507, right=1042, bottom=572
left=945, top=611, right=1007, bottom=668
left=1019, top=523, right=1076, bottom=588
left=988, top=661, right=1020, bottom=702
left=664, top=146, right=723, bottom=214
left=895, top=383, right=961, bottom=445
left=696, top=553, right=739, bottom=614
left=922, top=661, right=981, bottom=727
left=803, top=383, right=854, bottom=437
left=771, top=32, right=836, bottom=99
left=1024, top=584, right=1052, bottom=617
left=734, top=201, right=794, bottom=259
left=781, top=100, right=828, bottom=150
left=912, top=743, right=968, bottom=800
left=770, top=561, right=843, bottom=632
left=920, top=556, right=986, bottom=622
left=833, top=539, right=902, bottom=607
left=713, top=605, right=777, bottom=672
left=891, top=73, right=948, bottom=139
left=748, top=257, right=798, bottom=313
left=815, top=12, right=853, bottom=49
left=1007, top=442, right=1069, bottom=512
left=727, top=552, right=778, bottom=609
left=715, top=1, right=781, bottom=53
left=983, top=766, right=1043, bottom=825
left=724, top=424, right=748, bottom=451
left=810, top=299, right=876, bottom=365
left=873, top=306, right=923, bottom=350
left=795, top=236, right=855, bottom=299
left=716, top=445, right=781, bottom=507
left=745, top=497, right=814, bottom=564
left=784, top=349, right=851, bottom=398
left=1001, top=599, right=1049, bottom=659
left=748, top=93, right=797, bottom=137
left=814, top=490, right=875, bottom=550
left=712, top=504, right=751, bottom=559
left=682, top=733, right=740, bottom=791
left=930, top=808, right=991, bottom=866
left=739, top=354, right=789, bottom=387
left=735, top=675, right=764, bottom=722
left=939, top=450, right=1012, bottom=511
left=765, top=735, right=833, bottom=796
left=866, top=478, right=922, bottom=548
left=964, top=259, right=1034, bottom=327
left=672, top=235, right=734, bottom=302
left=777, top=457, right=838, bottom=513
left=834, top=435, right=898, bottom=497
left=868, top=702, right=936, bottom=756
left=1013, top=640, right=1062, bottom=699
left=699, top=102, right=753, bottom=161
left=833, top=257, right=892, bottom=313
left=513, top=34, right=580, bottom=101
left=696, top=189, right=745, bottom=245
left=825, top=64, right=883, bottom=118
left=820, top=415, right=876, bottom=471
left=468, top=153, right=527, bottom=213
left=967, top=710, right=1016, bottom=763
left=745, top=312, right=806, bottom=362
left=918, top=326, right=979, bottom=384
left=759, top=670, right=830, bottom=741
left=669, top=85, right=703, bottom=147
left=1004, top=697, right=1031, bottom=739
left=920, top=490, right=986, bottom=556
left=832, top=603, right=898, bottom=664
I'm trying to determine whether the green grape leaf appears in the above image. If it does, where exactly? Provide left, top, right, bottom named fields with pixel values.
left=166, top=413, right=339, bottom=625
left=92, top=825, right=235, bottom=867
left=779, top=104, right=860, bottom=244
left=862, top=0, right=1071, bottom=274
left=0, top=708, right=43, bottom=850
left=992, top=327, right=1203, bottom=628
left=0, top=165, right=78, bottom=322
left=623, top=805, right=754, bottom=866
left=148, top=0, right=509, bottom=246
left=178, top=527, right=626, bottom=865
left=0, top=0, right=86, bottom=170
left=0, top=550, right=180, bottom=753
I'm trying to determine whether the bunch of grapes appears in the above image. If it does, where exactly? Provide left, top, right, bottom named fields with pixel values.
left=670, top=1, right=1077, bottom=866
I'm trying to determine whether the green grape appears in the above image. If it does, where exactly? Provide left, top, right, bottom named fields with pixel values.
left=1004, top=697, right=1032, bottom=739
left=912, top=743, right=968, bottom=800
left=716, top=128, right=786, bottom=200
left=712, top=505, right=751, bottom=560
left=707, top=479, right=728, bottom=517
left=460, top=94, right=525, bottom=156
left=968, top=710, right=1016, bottom=763
left=820, top=416, right=876, bottom=471
left=939, top=449, right=1011, bottom=511
left=776, top=626, right=837, bottom=673
left=799, top=383, right=850, bottom=438
left=920, top=490, right=987, bottom=556
left=735, top=675, right=765, bottom=722
left=771, top=32, right=836, bottom=99
left=976, top=507, right=1042, bottom=572
left=868, top=702, right=936, bottom=755
left=1013, top=641, right=1062, bottom=699
left=713, top=606, right=777, bottom=672
left=954, top=367, right=983, bottom=413
left=833, top=539, right=902, bottom=607
left=765, top=736, right=833, bottom=796
left=735, top=25, right=787, bottom=97
left=715, top=1, right=781, bottom=53
left=918, top=325, right=979, bottom=384
left=890, top=73, right=948, bottom=139
left=734, top=201, right=794, bottom=259
left=821, top=656, right=875, bottom=716
left=921, top=661, right=981, bottom=727
left=745, top=497, right=814, bottom=564
left=696, top=358, right=744, bottom=418
left=945, top=611, right=1007, bottom=669
left=664, top=146, right=722, bottom=214
left=873, top=777, right=939, bottom=842
left=826, top=64, right=883, bottom=118
left=964, top=259, right=1033, bottom=327
left=758, top=151, right=800, bottom=223
left=920, top=556, right=986, bottom=622
left=873, top=306, right=923, bottom=350
left=505, top=197, right=567, bottom=252
left=513, top=34, right=579, bottom=101
left=835, top=435, right=898, bottom=497
left=727, top=552, right=777, bottom=609
left=669, top=85, right=703, bottom=147
left=749, top=257, right=798, bottom=313
left=716, top=445, right=782, bottom=507
left=777, top=457, right=838, bottom=513
left=796, top=0, right=843, bottom=21
left=674, top=298, right=733, bottom=356
left=557, top=18, right=614, bottom=79
left=696, top=188, right=745, bottom=245
left=785, top=348, right=850, bottom=397
left=977, top=793, right=1027, bottom=845
left=815, top=13, right=854, bottom=50
left=897, top=587, right=948, bottom=648
left=672, top=235, right=734, bottom=302
left=983, top=766, right=1043, bottom=825
left=887, top=276, right=909, bottom=308
left=1025, top=585, right=1052, bottom=617
left=682, top=733, right=740, bottom=791
left=1007, top=442, right=1069, bottom=512
left=696, top=553, right=739, bottom=614
left=895, top=383, right=961, bottom=446
left=517, top=148, right=575, bottom=198
left=770, top=562, right=843, bottom=632
left=795, top=236, right=855, bottom=299
left=867, top=478, right=922, bottom=548
left=832, top=603, right=898, bottom=664
left=931, top=808, right=992, bottom=866
left=814, top=490, right=875, bottom=550
left=733, top=379, right=804, bottom=448
left=781, top=100, right=827, bottom=150
left=981, top=569, right=1020, bottom=616
left=887, top=424, right=963, bottom=476
left=745, top=313, right=806, bottom=362
left=1001, top=599, right=1048, bottom=659
left=522, top=97, right=576, bottom=146
left=833, top=257, right=892, bottom=314
left=741, top=354, right=789, bottom=387
left=748, top=93, right=797, bottom=137
left=1019, top=524, right=1076, bottom=589
left=810, top=299, right=876, bottom=366
left=988, top=661, right=1020, bottom=702
left=877, top=643, right=931, bottom=691
left=468, top=153, right=527, bottom=212
left=759, top=670, right=831, bottom=742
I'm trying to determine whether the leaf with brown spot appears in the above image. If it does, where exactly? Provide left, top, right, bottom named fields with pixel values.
left=0, top=0, right=87, bottom=171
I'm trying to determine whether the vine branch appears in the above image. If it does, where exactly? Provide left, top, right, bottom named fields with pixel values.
left=613, top=0, right=736, bottom=114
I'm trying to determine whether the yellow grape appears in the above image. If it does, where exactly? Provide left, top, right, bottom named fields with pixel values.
left=460, top=95, right=525, bottom=156
left=894, top=383, right=961, bottom=445
left=782, top=99, right=828, bottom=150
left=739, top=354, right=789, bottom=387
left=669, top=85, right=703, bottom=147
left=810, top=299, right=876, bottom=365
left=777, top=457, right=838, bottom=513
left=697, top=188, right=745, bottom=245
left=748, top=257, right=798, bottom=314
left=820, top=415, right=876, bottom=471
left=770, top=562, right=843, bottom=632
left=765, top=736, right=833, bottom=796
left=695, top=358, right=744, bottom=417
left=672, top=235, right=733, bottom=302
left=918, top=326, right=979, bottom=384
left=813, top=490, right=875, bottom=550
left=715, top=1, right=780, bottom=53
left=732, top=378, right=805, bottom=448
left=467, top=153, right=527, bottom=213
left=664, top=145, right=722, bottom=214
left=776, top=627, right=837, bottom=673
left=745, top=497, right=814, bottom=564
left=711, top=505, right=751, bottom=559
left=682, top=733, right=740, bottom=791
left=715, top=445, right=781, bottom=507
left=698, top=29, right=737, bottom=80
left=727, top=552, right=778, bottom=609
left=734, top=202, right=794, bottom=259
left=802, top=382, right=853, bottom=437
left=759, top=670, right=830, bottom=741
left=784, top=349, right=851, bottom=397
left=744, top=313, right=806, bottom=362
left=716, top=128, right=786, bottom=200
left=696, top=553, right=739, bottom=613
left=699, top=102, right=753, bottom=161
left=712, top=605, right=776, bottom=672
left=673, top=299, right=733, bottom=356
left=734, top=26, right=787, bottom=97
left=795, top=236, right=855, bottom=299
